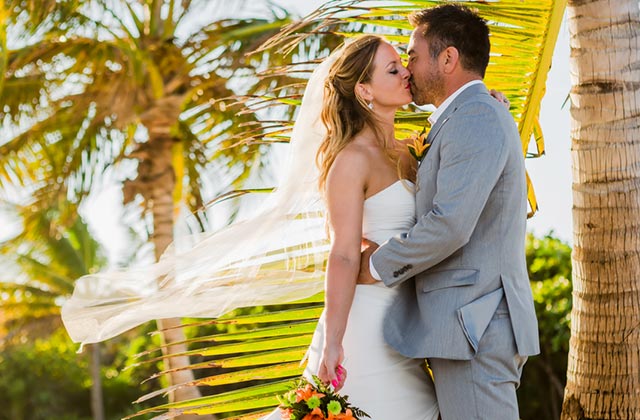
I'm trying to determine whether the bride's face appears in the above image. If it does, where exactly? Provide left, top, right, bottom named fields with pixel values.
left=360, top=42, right=412, bottom=109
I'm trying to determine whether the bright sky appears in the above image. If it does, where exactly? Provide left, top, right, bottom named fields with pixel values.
left=2, top=1, right=574, bottom=264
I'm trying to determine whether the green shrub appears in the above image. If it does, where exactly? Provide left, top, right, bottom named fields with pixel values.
left=0, top=329, right=156, bottom=420
left=518, top=233, right=572, bottom=420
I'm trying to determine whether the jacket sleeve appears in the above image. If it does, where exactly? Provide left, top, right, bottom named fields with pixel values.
left=371, top=102, right=509, bottom=287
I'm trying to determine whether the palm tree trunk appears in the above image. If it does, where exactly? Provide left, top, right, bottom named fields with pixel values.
left=88, top=343, right=105, bottom=420
left=562, top=1, right=640, bottom=419
left=143, top=121, right=214, bottom=420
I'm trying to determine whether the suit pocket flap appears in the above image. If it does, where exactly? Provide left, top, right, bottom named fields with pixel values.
left=421, top=269, right=479, bottom=293
left=457, top=288, right=505, bottom=353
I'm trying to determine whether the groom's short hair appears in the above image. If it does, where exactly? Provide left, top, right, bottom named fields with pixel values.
left=409, top=4, right=490, bottom=77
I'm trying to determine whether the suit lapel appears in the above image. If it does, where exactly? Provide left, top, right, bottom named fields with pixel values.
left=417, top=110, right=453, bottom=169
left=424, top=115, right=448, bottom=148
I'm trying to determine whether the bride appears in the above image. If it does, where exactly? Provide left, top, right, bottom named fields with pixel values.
left=261, top=35, right=440, bottom=419
left=262, top=33, right=505, bottom=419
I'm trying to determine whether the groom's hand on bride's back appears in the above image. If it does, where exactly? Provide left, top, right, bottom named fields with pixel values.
left=357, top=238, right=379, bottom=285
left=489, top=88, right=510, bottom=109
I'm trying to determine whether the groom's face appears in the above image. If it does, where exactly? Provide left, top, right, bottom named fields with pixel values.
left=407, top=27, right=445, bottom=107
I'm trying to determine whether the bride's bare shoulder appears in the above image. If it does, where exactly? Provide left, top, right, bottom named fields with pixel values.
left=335, top=141, right=371, bottom=167
left=327, top=141, right=371, bottom=187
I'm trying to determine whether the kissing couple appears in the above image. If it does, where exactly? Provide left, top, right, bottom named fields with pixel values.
left=261, top=3, right=539, bottom=419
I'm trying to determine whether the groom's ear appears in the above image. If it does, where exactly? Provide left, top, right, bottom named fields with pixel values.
left=355, top=82, right=373, bottom=102
left=441, top=46, right=460, bottom=74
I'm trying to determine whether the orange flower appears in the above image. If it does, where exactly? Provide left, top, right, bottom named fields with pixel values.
left=295, top=384, right=325, bottom=403
left=406, top=126, right=431, bottom=161
left=302, top=407, right=326, bottom=420
left=327, top=409, right=356, bottom=420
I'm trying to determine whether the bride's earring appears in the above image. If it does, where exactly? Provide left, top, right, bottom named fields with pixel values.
left=368, top=101, right=374, bottom=111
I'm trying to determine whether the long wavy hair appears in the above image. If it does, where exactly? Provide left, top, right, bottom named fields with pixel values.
left=317, top=35, right=400, bottom=194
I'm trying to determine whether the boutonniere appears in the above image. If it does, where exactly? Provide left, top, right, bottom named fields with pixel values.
left=406, top=125, right=431, bottom=162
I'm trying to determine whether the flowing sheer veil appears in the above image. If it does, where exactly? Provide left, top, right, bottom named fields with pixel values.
left=62, top=50, right=342, bottom=346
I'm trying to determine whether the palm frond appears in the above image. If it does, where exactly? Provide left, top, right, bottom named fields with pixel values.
left=0, top=203, right=106, bottom=340
left=129, top=297, right=323, bottom=418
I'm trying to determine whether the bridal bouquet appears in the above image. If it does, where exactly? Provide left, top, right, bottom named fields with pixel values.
left=277, top=375, right=370, bottom=420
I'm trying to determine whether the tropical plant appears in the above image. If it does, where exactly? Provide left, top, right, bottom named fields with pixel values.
left=0, top=203, right=109, bottom=419
left=520, top=233, right=572, bottom=420
left=0, top=328, right=160, bottom=420
left=562, top=1, right=640, bottom=419
left=125, top=1, right=568, bottom=418
left=0, top=0, right=306, bottom=414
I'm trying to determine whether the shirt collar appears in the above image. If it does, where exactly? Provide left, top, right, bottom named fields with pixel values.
left=427, top=80, right=484, bottom=126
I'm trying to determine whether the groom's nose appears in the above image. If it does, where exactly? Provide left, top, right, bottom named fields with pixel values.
left=405, top=60, right=413, bottom=73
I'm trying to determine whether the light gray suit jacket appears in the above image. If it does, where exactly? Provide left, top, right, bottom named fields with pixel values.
left=371, top=83, right=540, bottom=360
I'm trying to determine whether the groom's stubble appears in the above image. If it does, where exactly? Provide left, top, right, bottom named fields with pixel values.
left=408, top=29, right=446, bottom=107
left=411, top=60, right=445, bottom=107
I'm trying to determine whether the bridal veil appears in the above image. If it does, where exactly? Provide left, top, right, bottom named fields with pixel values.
left=62, top=49, right=342, bottom=345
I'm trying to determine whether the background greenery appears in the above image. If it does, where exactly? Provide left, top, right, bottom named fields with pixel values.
left=519, top=233, right=572, bottom=420
left=0, top=329, right=156, bottom=420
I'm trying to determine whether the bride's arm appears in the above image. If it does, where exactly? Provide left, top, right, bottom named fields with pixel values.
left=318, top=148, right=368, bottom=390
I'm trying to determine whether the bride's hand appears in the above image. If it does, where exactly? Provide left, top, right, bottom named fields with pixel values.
left=318, top=344, right=346, bottom=391
left=489, top=89, right=510, bottom=109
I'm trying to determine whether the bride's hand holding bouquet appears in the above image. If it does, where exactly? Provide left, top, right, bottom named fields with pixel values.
left=318, top=343, right=346, bottom=391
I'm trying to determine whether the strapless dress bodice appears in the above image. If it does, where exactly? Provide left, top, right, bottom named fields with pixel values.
left=362, top=179, right=416, bottom=245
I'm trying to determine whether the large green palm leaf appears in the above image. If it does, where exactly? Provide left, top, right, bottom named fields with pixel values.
left=126, top=1, right=567, bottom=418
left=127, top=297, right=323, bottom=419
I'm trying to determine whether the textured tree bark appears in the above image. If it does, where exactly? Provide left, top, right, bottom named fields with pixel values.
left=562, top=1, right=640, bottom=419
left=140, top=102, right=214, bottom=420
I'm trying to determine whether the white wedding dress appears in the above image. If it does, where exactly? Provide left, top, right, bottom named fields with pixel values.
left=262, top=180, right=440, bottom=420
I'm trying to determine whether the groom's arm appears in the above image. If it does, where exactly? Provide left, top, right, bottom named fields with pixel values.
left=371, top=101, right=513, bottom=287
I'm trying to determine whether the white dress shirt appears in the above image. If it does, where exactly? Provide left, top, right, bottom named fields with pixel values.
left=369, top=80, right=484, bottom=281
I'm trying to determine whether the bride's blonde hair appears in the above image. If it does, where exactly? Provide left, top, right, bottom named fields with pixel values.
left=317, top=35, right=399, bottom=194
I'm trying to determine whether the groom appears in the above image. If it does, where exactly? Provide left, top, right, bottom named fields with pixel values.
left=358, top=4, right=540, bottom=419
